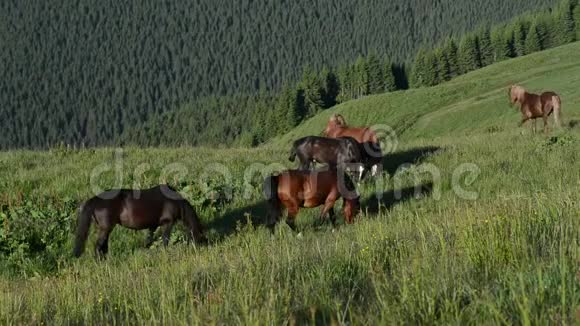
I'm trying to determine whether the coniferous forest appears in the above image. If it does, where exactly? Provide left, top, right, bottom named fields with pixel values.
left=1, top=0, right=573, bottom=149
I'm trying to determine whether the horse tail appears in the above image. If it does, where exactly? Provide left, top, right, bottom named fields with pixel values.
left=552, top=95, right=562, bottom=128
left=263, top=175, right=281, bottom=227
left=288, top=144, right=297, bottom=162
left=181, top=202, right=207, bottom=244
left=263, top=175, right=279, bottom=201
left=73, top=199, right=96, bottom=257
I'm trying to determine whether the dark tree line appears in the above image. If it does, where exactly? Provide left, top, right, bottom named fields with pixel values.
left=0, top=0, right=561, bottom=148
left=411, top=0, right=579, bottom=88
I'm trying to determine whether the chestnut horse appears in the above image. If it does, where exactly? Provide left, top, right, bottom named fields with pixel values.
left=509, top=85, right=562, bottom=133
left=73, top=185, right=206, bottom=258
left=263, top=169, right=360, bottom=232
left=323, top=113, right=382, bottom=177
left=324, top=113, right=379, bottom=144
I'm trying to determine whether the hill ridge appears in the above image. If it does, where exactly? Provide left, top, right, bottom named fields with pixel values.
left=271, top=41, right=580, bottom=146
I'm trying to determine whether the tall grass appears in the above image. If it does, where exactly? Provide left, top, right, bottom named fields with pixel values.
left=1, top=130, right=579, bottom=324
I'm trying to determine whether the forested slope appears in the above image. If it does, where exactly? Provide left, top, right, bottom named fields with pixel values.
left=0, top=0, right=559, bottom=148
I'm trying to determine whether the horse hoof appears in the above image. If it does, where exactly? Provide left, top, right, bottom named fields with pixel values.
left=331, top=228, right=336, bottom=233
left=296, top=232, right=303, bottom=239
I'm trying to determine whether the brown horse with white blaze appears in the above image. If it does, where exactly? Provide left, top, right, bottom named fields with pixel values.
left=509, top=85, right=562, bottom=133
left=263, top=169, right=360, bottom=232
left=73, top=185, right=206, bottom=258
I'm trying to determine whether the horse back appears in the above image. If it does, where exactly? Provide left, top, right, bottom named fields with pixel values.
left=93, top=186, right=182, bottom=229
left=276, top=170, right=336, bottom=204
left=540, top=91, right=558, bottom=103
left=331, top=126, right=378, bottom=144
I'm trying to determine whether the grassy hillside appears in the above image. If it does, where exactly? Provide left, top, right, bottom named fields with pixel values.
left=1, top=44, right=580, bottom=324
left=274, top=41, right=580, bottom=146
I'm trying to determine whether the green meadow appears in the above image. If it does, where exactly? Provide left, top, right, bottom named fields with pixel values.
left=1, top=43, right=579, bottom=324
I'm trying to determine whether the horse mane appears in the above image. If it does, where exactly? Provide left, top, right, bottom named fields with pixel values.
left=510, top=84, right=527, bottom=105
left=329, top=113, right=347, bottom=127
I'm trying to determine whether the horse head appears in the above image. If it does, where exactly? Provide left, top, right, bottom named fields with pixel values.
left=335, top=114, right=347, bottom=126
left=509, top=85, right=526, bottom=106
left=324, top=114, right=347, bottom=136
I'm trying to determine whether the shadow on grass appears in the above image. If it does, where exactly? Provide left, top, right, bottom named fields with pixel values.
left=568, top=119, right=580, bottom=129
left=381, top=146, right=441, bottom=175
left=206, top=200, right=269, bottom=239
left=362, top=182, right=433, bottom=216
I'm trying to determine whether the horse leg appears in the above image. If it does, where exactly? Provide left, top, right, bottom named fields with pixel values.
left=328, top=207, right=336, bottom=227
left=543, top=113, right=549, bottom=134
left=299, top=161, right=310, bottom=171
left=286, top=206, right=299, bottom=233
left=519, top=117, right=530, bottom=130
left=319, top=199, right=337, bottom=225
left=95, top=226, right=112, bottom=259
left=145, top=227, right=157, bottom=247
left=161, top=220, right=176, bottom=247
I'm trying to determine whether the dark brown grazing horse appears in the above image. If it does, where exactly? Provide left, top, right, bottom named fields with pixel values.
left=263, top=169, right=360, bottom=232
left=509, top=85, right=562, bottom=134
left=323, top=113, right=383, bottom=177
left=73, top=185, right=206, bottom=258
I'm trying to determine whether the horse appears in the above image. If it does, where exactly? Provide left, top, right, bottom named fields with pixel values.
left=323, top=113, right=383, bottom=177
left=288, top=136, right=364, bottom=174
left=73, top=185, right=207, bottom=258
left=508, top=85, right=562, bottom=134
left=262, top=168, right=360, bottom=233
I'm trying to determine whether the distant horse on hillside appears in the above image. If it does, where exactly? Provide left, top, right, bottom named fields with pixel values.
left=73, top=185, right=207, bottom=258
left=508, top=85, right=562, bottom=134
left=263, top=169, right=360, bottom=232
left=288, top=136, right=363, bottom=174
left=323, top=113, right=382, bottom=178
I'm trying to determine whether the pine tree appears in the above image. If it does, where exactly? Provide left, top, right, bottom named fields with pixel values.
left=557, top=0, right=576, bottom=44
left=434, top=47, right=451, bottom=82
left=275, top=84, right=299, bottom=133
left=383, top=57, right=397, bottom=92
left=353, top=56, right=369, bottom=98
left=423, top=50, right=438, bottom=86
left=442, top=38, right=460, bottom=78
left=411, top=48, right=427, bottom=87
left=512, top=20, right=528, bottom=56
left=336, top=64, right=352, bottom=104
left=299, top=66, right=324, bottom=118
left=458, top=34, right=481, bottom=74
left=366, top=52, right=384, bottom=94
left=320, top=67, right=339, bottom=108
left=525, top=22, right=542, bottom=54
left=504, top=27, right=516, bottom=58
left=491, top=26, right=511, bottom=62
left=534, top=15, right=550, bottom=49
left=477, top=28, right=494, bottom=66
